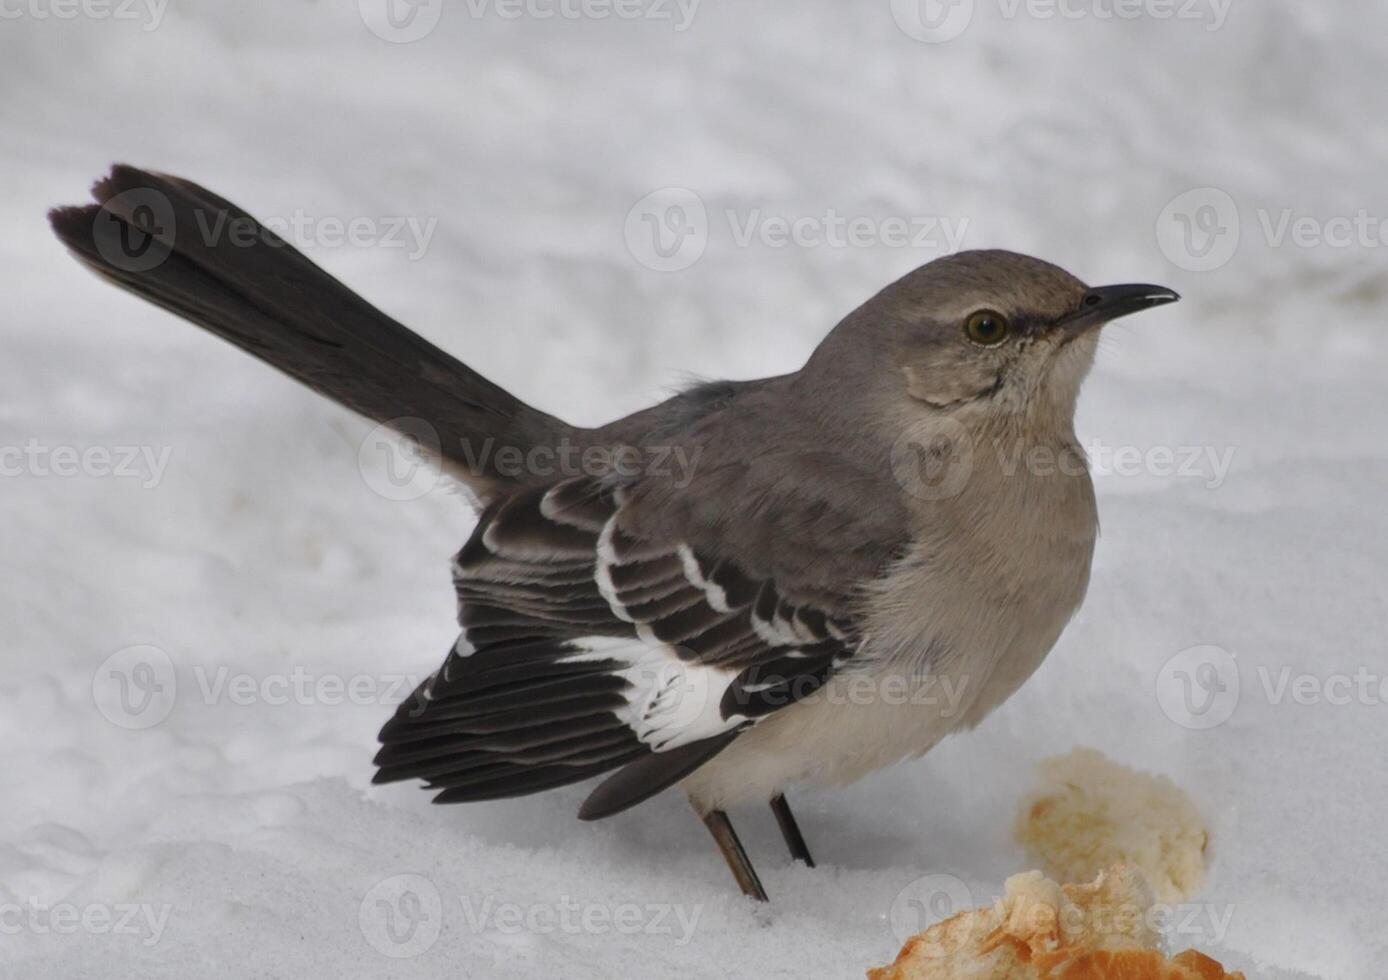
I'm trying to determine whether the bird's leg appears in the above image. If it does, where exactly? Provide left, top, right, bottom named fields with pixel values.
left=769, top=793, right=815, bottom=867
left=700, top=807, right=769, bottom=902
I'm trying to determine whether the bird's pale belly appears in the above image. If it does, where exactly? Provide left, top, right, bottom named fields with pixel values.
left=680, top=672, right=966, bottom=809
left=681, top=511, right=1095, bottom=811
left=680, top=626, right=1071, bottom=809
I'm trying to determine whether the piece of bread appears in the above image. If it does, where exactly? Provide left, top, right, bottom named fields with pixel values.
left=868, top=866, right=1242, bottom=980
left=1014, top=748, right=1208, bottom=904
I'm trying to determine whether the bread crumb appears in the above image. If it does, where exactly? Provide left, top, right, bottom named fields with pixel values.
left=868, top=866, right=1241, bottom=980
left=1014, top=748, right=1208, bottom=903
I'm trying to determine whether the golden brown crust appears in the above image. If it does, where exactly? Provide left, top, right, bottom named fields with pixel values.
left=867, top=867, right=1242, bottom=980
left=1033, top=948, right=1242, bottom=980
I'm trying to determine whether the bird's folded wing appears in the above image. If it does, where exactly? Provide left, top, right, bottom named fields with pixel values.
left=373, top=475, right=866, bottom=814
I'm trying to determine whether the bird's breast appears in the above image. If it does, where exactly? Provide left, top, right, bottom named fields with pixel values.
left=861, top=456, right=1099, bottom=733
left=682, top=449, right=1098, bottom=810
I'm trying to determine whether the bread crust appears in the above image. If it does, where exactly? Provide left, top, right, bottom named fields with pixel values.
left=868, top=867, right=1242, bottom=980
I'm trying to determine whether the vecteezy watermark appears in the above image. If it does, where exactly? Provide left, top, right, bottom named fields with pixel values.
left=196, top=207, right=439, bottom=262
left=356, top=420, right=704, bottom=502
left=0, top=0, right=169, bottom=31
left=1254, top=666, right=1388, bottom=708
left=889, top=874, right=1235, bottom=954
left=1155, top=188, right=1241, bottom=273
left=891, top=419, right=976, bottom=502
left=728, top=670, right=972, bottom=717
left=891, top=426, right=1236, bottom=503
left=358, top=0, right=699, bottom=42
left=459, top=894, right=702, bottom=946
left=0, top=899, right=172, bottom=948
left=464, top=0, right=700, bottom=29
left=357, top=418, right=445, bottom=503
left=1155, top=645, right=1240, bottom=730
left=624, top=188, right=969, bottom=272
left=1150, top=901, right=1237, bottom=947
left=1158, top=644, right=1388, bottom=729
left=890, top=0, right=1232, bottom=43
left=890, top=873, right=976, bottom=950
left=457, top=438, right=702, bottom=489
left=1086, top=441, right=1234, bottom=490
left=92, top=645, right=428, bottom=729
left=359, top=0, right=444, bottom=42
left=192, top=666, right=424, bottom=709
left=359, top=875, right=444, bottom=958
left=1001, top=891, right=1237, bottom=947
left=93, top=645, right=178, bottom=730
left=1156, top=187, right=1388, bottom=272
left=89, top=185, right=438, bottom=275
left=358, top=875, right=702, bottom=958
left=0, top=439, right=172, bottom=489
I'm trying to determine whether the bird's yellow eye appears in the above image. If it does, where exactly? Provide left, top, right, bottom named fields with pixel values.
left=964, top=309, right=1010, bottom=347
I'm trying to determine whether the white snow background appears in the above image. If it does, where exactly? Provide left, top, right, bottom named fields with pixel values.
left=2, top=1, right=1386, bottom=977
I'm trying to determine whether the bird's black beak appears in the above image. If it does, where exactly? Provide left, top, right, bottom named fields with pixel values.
left=1056, top=283, right=1180, bottom=337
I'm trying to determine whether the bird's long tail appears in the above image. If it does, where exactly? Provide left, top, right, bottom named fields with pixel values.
left=49, top=165, right=574, bottom=502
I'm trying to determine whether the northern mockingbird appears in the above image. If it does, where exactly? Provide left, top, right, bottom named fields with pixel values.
left=51, top=166, right=1178, bottom=901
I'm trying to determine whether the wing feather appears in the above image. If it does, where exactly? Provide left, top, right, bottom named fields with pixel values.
left=374, top=476, right=863, bottom=814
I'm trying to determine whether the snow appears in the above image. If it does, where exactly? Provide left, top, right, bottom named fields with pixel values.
left=2, top=1, right=1386, bottom=977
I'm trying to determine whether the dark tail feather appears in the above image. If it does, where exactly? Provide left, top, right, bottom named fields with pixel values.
left=49, top=165, right=575, bottom=502
left=577, top=730, right=740, bottom=820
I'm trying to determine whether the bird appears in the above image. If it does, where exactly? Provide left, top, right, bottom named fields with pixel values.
left=50, top=165, right=1179, bottom=901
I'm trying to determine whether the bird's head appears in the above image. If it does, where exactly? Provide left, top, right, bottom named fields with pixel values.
left=803, top=249, right=1178, bottom=434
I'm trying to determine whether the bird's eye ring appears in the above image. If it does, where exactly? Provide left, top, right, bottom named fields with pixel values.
left=964, top=309, right=1010, bottom=347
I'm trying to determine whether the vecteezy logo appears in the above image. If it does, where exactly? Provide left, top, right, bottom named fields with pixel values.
left=358, top=418, right=444, bottom=502
left=890, top=418, right=975, bottom=501
left=1155, top=644, right=1240, bottom=730
left=91, top=187, right=176, bottom=274
left=891, top=0, right=975, bottom=43
left=889, top=873, right=975, bottom=951
left=92, top=645, right=178, bottom=729
left=359, top=874, right=443, bottom=958
left=624, top=188, right=709, bottom=272
left=1156, top=187, right=1240, bottom=272
left=359, top=0, right=444, bottom=43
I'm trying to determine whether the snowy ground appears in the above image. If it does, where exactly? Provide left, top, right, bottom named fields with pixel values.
left=3, top=1, right=1386, bottom=977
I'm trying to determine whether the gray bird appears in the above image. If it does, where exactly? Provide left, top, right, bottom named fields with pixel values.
left=51, top=166, right=1178, bottom=900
